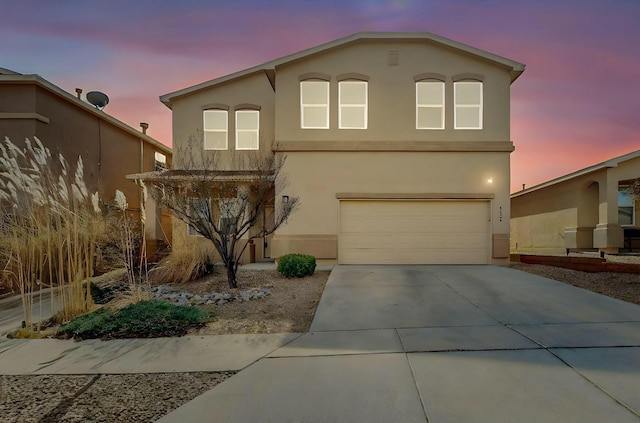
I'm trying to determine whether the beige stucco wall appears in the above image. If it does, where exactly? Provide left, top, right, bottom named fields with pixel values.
left=272, top=150, right=510, bottom=261
left=168, top=37, right=518, bottom=264
left=170, top=72, right=275, bottom=170
left=511, top=157, right=640, bottom=253
left=0, top=80, right=173, bottom=249
left=275, top=39, right=512, bottom=143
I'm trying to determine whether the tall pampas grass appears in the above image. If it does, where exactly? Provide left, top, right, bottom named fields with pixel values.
left=0, top=137, right=105, bottom=330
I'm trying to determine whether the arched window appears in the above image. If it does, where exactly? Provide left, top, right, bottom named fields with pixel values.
left=203, top=109, right=228, bottom=150
left=453, top=74, right=483, bottom=130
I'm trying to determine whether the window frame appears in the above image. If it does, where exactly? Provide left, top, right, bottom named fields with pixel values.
left=300, top=80, right=330, bottom=129
left=618, top=186, right=635, bottom=227
left=235, top=109, right=260, bottom=151
left=338, top=80, right=368, bottom=129
left=454, top=81, right=483, bottom=130
left=203, top=109, right=228, bottom=150
left=416, top=80, right=445, bottom=130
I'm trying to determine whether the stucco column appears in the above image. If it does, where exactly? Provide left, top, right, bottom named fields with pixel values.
left=593, top=174, right=623, bottom=253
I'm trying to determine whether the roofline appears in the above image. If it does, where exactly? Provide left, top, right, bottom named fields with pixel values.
left=511, top=149, right=640, bottom=198
left=0, top=74, right=172, bottom=155
left=160, top=31, right=526, bottom=108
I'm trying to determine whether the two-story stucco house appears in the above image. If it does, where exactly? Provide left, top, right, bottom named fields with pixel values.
left=159, top=32, right=525, bottom=265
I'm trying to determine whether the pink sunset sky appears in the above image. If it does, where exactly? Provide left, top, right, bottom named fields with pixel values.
left=1, top=0, right=638, bottom=193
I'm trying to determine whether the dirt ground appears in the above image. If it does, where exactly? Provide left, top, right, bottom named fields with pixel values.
left=510, top=262, right=640, bottom=305
left=157, top=269, right=331, bottom=334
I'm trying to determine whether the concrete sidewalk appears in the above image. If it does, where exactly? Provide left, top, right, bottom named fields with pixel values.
left=157, top=265, right=640, bottom=423
left=0, top=333, right=300, bottom=374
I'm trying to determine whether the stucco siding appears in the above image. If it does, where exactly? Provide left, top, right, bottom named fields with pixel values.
left=275, top=40, right=512, bottom=143
left=171, top=72, right=275, bottom=170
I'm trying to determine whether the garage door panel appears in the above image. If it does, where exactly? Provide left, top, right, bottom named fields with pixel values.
left=339, top=200, right=490, bottom=264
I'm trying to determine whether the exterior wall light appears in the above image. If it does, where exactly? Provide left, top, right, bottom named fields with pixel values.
left=282, top=195, right=289, bottom=204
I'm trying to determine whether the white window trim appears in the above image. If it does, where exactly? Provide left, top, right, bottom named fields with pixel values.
left=339, top=80, right=368, bottom=129
left=416, top=81, right=445, bottom=130
left=235, top=110, right=259, bottom=150
left=454, top=81, right=483, bottom=130
left=203, top=109, right=228, bottom=150
left=618, top=187, right=635, bottom=227
left=300, top=80, right=329, bottom=129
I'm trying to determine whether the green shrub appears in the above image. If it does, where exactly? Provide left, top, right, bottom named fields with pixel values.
left=277, top=254, right=316, bottom=278
left=57, top=300, right=212, bottom=340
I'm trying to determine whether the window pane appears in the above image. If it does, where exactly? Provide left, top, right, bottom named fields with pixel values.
left=456, top=106, right=481, bottom=128
left=340, top=106, right=366, bottom=129
left=301, top=81, right=328, bottom=105
left=237, top=131, right=259, bottom=150
left=417, top=107, right=443, bottom=129
left=302, top=106, right=328, bottom=128
left=619, top=189, right=633, bottom=207
left=619, top=207, right=633, bottom=225
left=417, top=82, right=443, bottom=106
left=203, top=110, right=227, bottom=130
left=340, top=81, right=366, bottom=105
left=455, top=82, right=481, bottom=105
left=236, top=110, right=258, bottom=130
left=204, top=131, right=227, bottom=149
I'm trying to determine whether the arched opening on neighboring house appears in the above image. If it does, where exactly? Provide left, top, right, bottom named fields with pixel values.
left=566, top=181, right=600, bottom=249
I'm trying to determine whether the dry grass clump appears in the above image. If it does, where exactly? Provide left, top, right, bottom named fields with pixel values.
left=150, top=249, right=216, bottom=285
left=0, top=137, right=103, bottom=329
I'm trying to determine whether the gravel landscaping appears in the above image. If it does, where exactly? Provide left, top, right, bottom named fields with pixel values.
left=0, top=372, right=235, bottom=423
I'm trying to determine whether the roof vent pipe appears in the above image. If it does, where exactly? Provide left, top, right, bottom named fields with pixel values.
left=75, top=88, right=82, bottom=99
left=140, top=122, right=149, bottom=134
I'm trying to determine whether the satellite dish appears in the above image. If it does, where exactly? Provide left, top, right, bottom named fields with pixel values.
left=86, top=91, right=109, bottom=110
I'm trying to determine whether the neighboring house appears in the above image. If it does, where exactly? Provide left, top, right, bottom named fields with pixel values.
left=158, top=32, right=525, bottom=265
left=511, top=150, right=640, bottom=255
left=0, top=67, right=173, bottom=255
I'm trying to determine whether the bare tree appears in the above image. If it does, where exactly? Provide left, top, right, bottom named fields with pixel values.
left=138, top=142, right=298, bottom=289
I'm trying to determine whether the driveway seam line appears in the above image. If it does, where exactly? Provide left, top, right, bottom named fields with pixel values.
left=404, top=353, right=430, bottom=423
left=546, top=348, right=640, bottom=418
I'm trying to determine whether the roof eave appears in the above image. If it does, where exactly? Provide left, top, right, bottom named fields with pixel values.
left=159, top=31, right=526, bottom=104
left=0, top=74, right=172, bottom=155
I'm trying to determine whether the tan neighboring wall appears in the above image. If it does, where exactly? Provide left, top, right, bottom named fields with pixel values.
left=0, top=73, right=173, bottom=254
left=511, top=153, right=640, bottom=255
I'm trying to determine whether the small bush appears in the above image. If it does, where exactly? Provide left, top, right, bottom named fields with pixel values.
left=57, top=300, right=212, bottom=340
left=277, top=254, right=316, bottom=278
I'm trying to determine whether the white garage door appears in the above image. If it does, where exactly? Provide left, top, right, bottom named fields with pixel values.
left=339, top=200, right=490, bottom=264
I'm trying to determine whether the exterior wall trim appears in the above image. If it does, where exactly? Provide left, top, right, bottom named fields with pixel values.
left=298, top=72, right=331, bottom=81
left=202, top=103, right=229, bottom=110
left=233, top=103, right=261, bottom=111
left=0, top=112, right=50, bottom=124
left=274, top=140, right=514, bottom=152
left=452, top=73, right=485, bottom=82
left=336, top=193, right=496, bottom=200
left=336, top=72, right=370, bottom=81
left=414, top=73, right=447, bottom=82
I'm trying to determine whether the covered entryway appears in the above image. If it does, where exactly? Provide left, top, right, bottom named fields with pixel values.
left=338, top=200, right=491, bottom=264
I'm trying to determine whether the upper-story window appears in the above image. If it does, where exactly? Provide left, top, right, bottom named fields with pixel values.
left=454, top=81, right=483, bottom=129
left=235, top=110, right=259, bottom=150
left=300, top=80, right=329, bottom=129
left=416, top=81, right=445, bottom=129
left=203, top=109, right=228, bottom=150
left=339, top=80, right=367, bottom=129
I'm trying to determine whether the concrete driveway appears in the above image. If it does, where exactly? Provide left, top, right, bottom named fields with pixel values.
left=159, top=265, right=640, bottom=423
